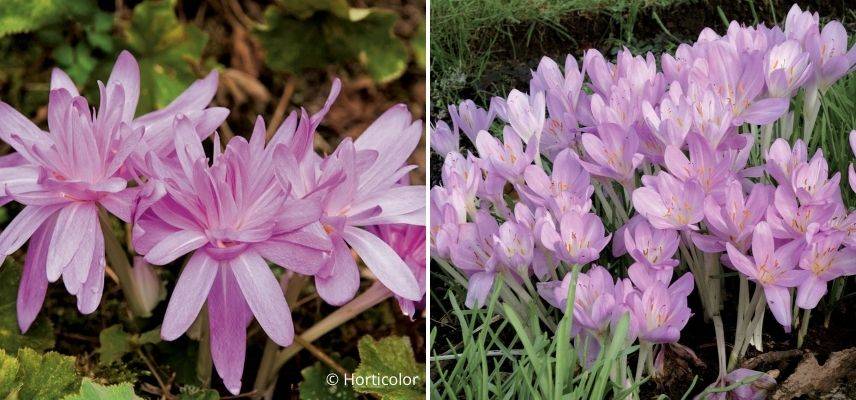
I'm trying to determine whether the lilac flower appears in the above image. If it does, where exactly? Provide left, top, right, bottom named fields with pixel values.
left=700, top=368, right=777, bottom=400
left=623, top=219, right=680, bottom=272
left=521, top=148, right=592, bottom=209
left=366, top=224, right=426, bottom=318
left=628, top=273, right=694, bottom=343
left=850, top=130, right=856, bottom=193
left=696, top=180, right=772, bottom=253
left=790, top=148, right=841, bottom=206
left=784, top=4, right=819, bottom=45
left=641, top=82, right=692, bottom=150
left=538, top=265, right=622, bottom=336
left=804, top=20, right=856, bottom=91
left=530, top=55, right=585, bottom=121
left=504, top=90, right=545, bottom=144
left=429, top=189, right=463, bottom=260
left=578, top=123, right=643, bottom=187
left=134, top=116, right=330, bottom=394
left=440, top=151, right=480, bottom=215
left=474, top=129, right=536, bottom=184
left=430, top=120, right=459, bottom=155
left=766, top=138, right=808, bottom=186
left=766, top=185, right=836, bottom=243
left=632, top=171, right=706, bottom=230
left=0, top=51, right=224, bottom=331
left=663, top=134, right=732, bottom=196
left=765, top=40, right=813, bottom=97
left=539, top=212, right=611, bottom=265
left=795, top=232, right=856, bottom=309
left=448, top=99, right=495, bottom=144
left=725, top=222, right=808, bottom=332
left=491, top=220, right=534, bottom=274
left=275, top=101, right=425, bottom=306
left=450, top=211, right=500, bottom=308
left=510, top=203, right=555, bottom=278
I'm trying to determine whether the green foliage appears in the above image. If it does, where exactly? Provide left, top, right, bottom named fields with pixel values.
left=0, top=262, right=54, bottom=353
left=0, top=0, right=96, bottom=38
left=299, top=362, right=356, bottom=400
left=177, top=386, right=220, bottom=400
left=63, top=379, right=140, bottom=400
left=122, top=0, right=209, bottom=113
left=97, top=325, right=161, bottom=366
left=353, top=335, right=424, bottom=400
left=257, top=1, right=410, bottom=83
left=1, top=348, right=81, bottom=400
left=410, top=23, right=426, bottom=70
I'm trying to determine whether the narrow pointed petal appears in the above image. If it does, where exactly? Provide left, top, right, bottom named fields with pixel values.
left=0, top=204, right=61, bottom=259
left=144, top=230, right=207, bottom=265
left=342, top=226, right=421, bottom=301
left=161, top=251, right=219, bottom=341
left=208, top=267, right=252, bottom=396
left=46, top=203, right=98, bottom=282
left=230, top=251, right=294, bottom=346
left=763, top=285, right=793, bottom=332
left=17, top=220, right=54, bottom=332
left=106, top=51, right=141, bottom=122
left=76, top=226, right=105, bottom=314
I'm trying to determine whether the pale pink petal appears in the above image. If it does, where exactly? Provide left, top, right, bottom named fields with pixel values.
left=254, top=233, right=329, bottom=275
left=796, top=275, right=827, bottom=310
left=342, top=226, right=421, bottom=301
left=347, top=186, right=426, bottom=225
left=354, top=105, right=422, bottom=193
left=75, top=225, right=105, bottom=314
left=17, top=218, right=54, bottom=332
left=50, top=68, right=79, bottom=97
left=763, top=285, right=793, bottom=332
left=315, top=237, right=360, bottom=306
left=465, top=271, right=495, bottom=309
left=99, top=188, right=140, bottom=223
left=144, top=230, right=207, bottom=265
left=0, top=204, right=61, bottom=259
left=132, top=70, right=219, bottom=128
left=161, top=251, right=219, bottom=341
left=106, top=50, right=141, bottom=122
left=208, top=266, right=252, bottom=396
left=230, top=250, right=294, bottom=346
left=46, top=203, right=98, bottom=282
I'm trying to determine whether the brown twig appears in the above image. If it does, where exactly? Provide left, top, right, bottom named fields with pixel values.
left=741, top=349, right=804, bottom=370
left=294, top=336, right=349, bottom=378
left=137, top=348, right=170, bottom=397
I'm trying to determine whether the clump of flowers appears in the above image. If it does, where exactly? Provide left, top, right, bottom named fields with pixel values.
left=431, top=4, right=855, bottom=397
left=0, top=54, right=426, bottom=394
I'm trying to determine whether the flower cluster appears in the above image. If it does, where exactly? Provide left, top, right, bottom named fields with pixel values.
left=0, top=51, right=425, bottom=394
left=431, top=3, right=855, bottom=395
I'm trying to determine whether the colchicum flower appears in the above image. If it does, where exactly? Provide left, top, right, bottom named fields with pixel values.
left=134, top=116, right=330, bottom=394
left=0, top=51, right=224, bottom=331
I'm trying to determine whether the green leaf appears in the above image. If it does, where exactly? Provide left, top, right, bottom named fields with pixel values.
left=0, top=349, right=20, bottom=396
left=331, top=9, right=408, bottom=83
left=0, top=0, right=99, bottom=37
left=137, top=328, right=161, bottom=346
left=256, top=8, right=331, bottom=74
left=16, top=348, right=80, bottom=400
left=177, top=386, right=220, bottom=400
left=63, top=378, right=140, bottom=400
left=299, top=362, right=357, bottom=400
left=0, top=262, right=54, bottom=353
left=123, top=0, right=210, bottom=113
left=97, top=325, right=132, bottom=366
left=353, top=336, right=424, bottom=400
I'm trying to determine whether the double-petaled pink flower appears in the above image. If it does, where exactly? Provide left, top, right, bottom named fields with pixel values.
left=0, top=51, right=224, bottom=331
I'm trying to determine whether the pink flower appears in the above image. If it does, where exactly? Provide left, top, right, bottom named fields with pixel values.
left=451, top=211, right=500, bottom=309
left=784, top=4, right=819, bottom=45
left=766, top=185, right=836, bottom=243
left=475, top=129, right=536, bottom=184
left=537, top=265, right=624, bottom=336
left=632, top=171, right=706, bottom=230
left=765, top=39, right=813, bottom=97
left=539, top=212, right=611, bottom=265
left=0, top=51, right=223, bottom=331
left=504, top=90, right=546, bottom=144
left=448, top=99, right=494, bottom=144
left=790, top=149, right=841, bottom=206
left=765, top=138, right=808, bottom=186
left=804, top=20, right=856, bottom=91
left=628, top=272, right=694, bottom=343
left=366, top=224, right=426, bottom=318
left=278, top=102, right=425, bottom=307
left=663, top=134, right=732, bottom=196
left=491, top=220, right=534, bottom=274
left=696, top=180, right=772, bottom=253
left=430, top=120, right=459, bottom=155
left=725, top=222, right=808, bottom=332
left=623, top=219, right=680, bottom=272
left=134, top=116, right=330, bottom=394
left=521, top=148, right=592, bottom=210
left=795, top=232, right=856, bottom=309
left=578, top=123, right=643, bottom=187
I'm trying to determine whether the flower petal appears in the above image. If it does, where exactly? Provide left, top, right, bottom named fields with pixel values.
left=342, top=226, right=422, bottom=301
left=17, top=218, right=54, bottom=332
left=315, top=236, right=360, bottom=306
left=106, top=50, right=141, bottom=122
left=207, top=266, right=252, bottom=396
left=144, top=230, right=207, bottom=265
left=230, top=250, right=294, bottom=346
left=161, top=251, right=219, bottom=341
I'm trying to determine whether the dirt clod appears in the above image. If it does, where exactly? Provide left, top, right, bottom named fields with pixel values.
left=773, top=348, right=856, bottom=400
